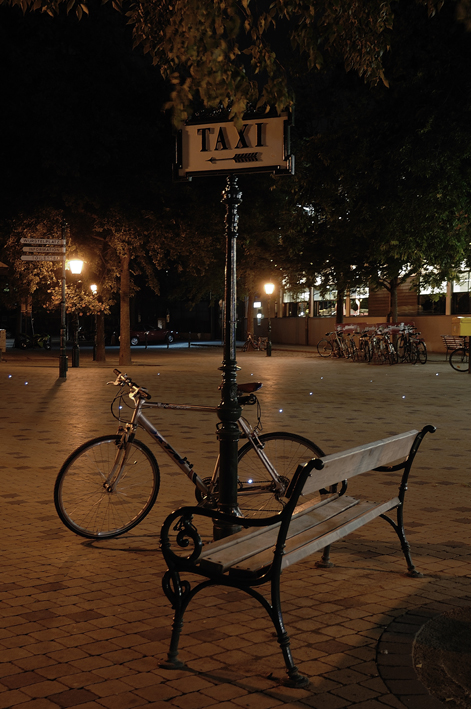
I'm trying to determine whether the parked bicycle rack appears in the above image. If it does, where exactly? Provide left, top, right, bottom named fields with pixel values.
left=318, top=322, right=427, bottom=365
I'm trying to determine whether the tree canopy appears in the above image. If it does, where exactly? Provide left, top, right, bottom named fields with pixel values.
left=0, top=0, right=446, bottom=124
left=268, top=0, right=471, bottom=320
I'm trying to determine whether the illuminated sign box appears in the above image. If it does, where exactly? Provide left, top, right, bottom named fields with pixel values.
left=175, top=112, right=294, bottom=179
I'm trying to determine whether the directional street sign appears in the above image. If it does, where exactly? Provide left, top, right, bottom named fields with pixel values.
left=22, top=246, right=66, bottom=253
left=20, top=238, right=66, bottom=245
left=21, top=254, right=64, bottom=262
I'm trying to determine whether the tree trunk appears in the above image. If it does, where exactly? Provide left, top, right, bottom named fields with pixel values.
left=95, top=312, right=106, bottom=362
left=336, top=288, right=344, bottom=324
left=245, top=293, right=254, bottom=339
left=119, top=250, right=131, bottom=366
left=390, top=277, right=399, bottom=324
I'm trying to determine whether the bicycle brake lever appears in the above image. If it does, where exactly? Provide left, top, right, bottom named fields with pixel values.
left=107, top=378, right=126, bottom=386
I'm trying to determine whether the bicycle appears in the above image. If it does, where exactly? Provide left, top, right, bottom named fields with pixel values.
left=369, top=328, right=398, bottom=365
left=449, top=340, right=469, bottom=372
left=352, top=328, right=373, bottom=362
left=242, top=332, right=267, bottom=351
left=54, top=369, right=324, bottom=539
left=317, top=330, right=351, bottom=358
left=396, top=326, right=427, bottom=365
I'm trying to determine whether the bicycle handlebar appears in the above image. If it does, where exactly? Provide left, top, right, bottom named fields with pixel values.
left=110, top=369, right=152, bottom=400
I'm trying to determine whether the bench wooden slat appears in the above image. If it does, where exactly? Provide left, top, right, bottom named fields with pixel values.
left=230, top=497, right=400, bottom=577
left=198, top=495, right=358, bottom=574
left=302, top=430, right=418, bottom=497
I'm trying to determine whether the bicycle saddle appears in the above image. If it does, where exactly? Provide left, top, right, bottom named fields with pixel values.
left=237, top=382, right=262, bottom=394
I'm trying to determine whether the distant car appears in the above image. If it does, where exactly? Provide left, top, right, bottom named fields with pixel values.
left=130, top=325, right=177, bottom=346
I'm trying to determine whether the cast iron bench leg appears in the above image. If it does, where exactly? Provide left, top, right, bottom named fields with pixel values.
left=315, top=544, right=334, bottom=568
left=270, top=575, right=309, bottom=687
left=380, top=511, right=423, bottom=578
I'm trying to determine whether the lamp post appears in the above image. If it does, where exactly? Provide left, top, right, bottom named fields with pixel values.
left=264, top=282, right=275, bottom=357
left=69, top=259, right=83, bottom=368
left=59, top=222, right=68, bottom=379
left=90, top=284, right=98, bottom=361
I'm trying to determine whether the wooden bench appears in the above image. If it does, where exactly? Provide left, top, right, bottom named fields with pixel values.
left=441, top=334, right=465, bottom=360
left=160, top=425, right=435, bottom=687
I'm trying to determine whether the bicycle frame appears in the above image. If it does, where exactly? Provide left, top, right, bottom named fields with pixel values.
left=114, top=389, right=285, bottom=504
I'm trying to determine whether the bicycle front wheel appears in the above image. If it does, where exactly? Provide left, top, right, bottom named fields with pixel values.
left=450, top=348, right=469, bottom=372
left=396, top=335, right=405, bottom=362
left=387, top=342, right=398, bottom=365
left=236, top=432, right=325, bottom=517
left=54, top=435, right=160, bottom=539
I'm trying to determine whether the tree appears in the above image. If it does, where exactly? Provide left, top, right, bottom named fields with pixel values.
left=0, top=210, right=114, bottom=345
left=0, top=0, right=445, bottom=125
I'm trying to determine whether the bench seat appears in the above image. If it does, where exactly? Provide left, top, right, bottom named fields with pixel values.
left=441, top=334, right=465, bottom=359
left=198, top=494, right=400, bottom=577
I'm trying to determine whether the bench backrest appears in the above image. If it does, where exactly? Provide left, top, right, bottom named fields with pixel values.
left=196, top=429, right=429, bottom=576
left=298, top=430, right=419, bottom=498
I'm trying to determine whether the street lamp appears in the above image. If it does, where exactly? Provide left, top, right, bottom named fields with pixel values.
left=69, top=259, right=84, bottom=275
left=264, top=282, right=275, bottom=357
left=68, top=259, right=83, bottom=367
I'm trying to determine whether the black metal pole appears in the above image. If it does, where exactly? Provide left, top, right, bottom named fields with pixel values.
left=59, top=221, right=68, bottom=379
left=214, top=175, right=242, bottom=540
left=93, top=314, right=97, bottom=361
left=72, top=312, right=80, bottom=367
left=266, top=298, right=272, bottom=357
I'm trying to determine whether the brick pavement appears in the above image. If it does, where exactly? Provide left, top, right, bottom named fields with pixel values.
left=0, top=345, right=470, bottom=708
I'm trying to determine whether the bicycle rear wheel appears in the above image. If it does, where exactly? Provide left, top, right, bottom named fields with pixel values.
left=54, top=435, right=160, bottom=539
left=415, top=340, right=427, bottom=364
left=450, top=348, right=469, bottom=372
left=236, top=432, right=325, bottom=517
left=317, top=339, right=333, bottom=357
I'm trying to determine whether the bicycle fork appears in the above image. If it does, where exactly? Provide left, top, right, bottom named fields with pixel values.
left=103, top=426, right=138, bottom=493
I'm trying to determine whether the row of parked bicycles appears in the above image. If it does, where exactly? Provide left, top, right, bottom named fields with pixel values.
left=317, top=322, right=427, bottom=365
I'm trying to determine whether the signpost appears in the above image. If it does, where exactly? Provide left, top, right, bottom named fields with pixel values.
left=176, top=111, right=293, bottom=538
left=20, top=232, right=68, bottom=378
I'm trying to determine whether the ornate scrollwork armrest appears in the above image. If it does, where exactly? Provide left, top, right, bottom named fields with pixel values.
left=160, top=503, right=285, bottom=570
left=160, top=508, right=203, bottom=567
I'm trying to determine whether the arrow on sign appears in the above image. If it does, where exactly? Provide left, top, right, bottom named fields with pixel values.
left=207, top=152, right=260, bottom=164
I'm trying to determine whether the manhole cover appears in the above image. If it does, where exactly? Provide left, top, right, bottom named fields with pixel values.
left=413, top=606, right=471, bottom=708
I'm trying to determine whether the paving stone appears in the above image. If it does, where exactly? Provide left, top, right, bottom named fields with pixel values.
left=300, top=694, right=352, bottom=709
left=14, top=699, right=60, bottom=709
left=0, top=672, right=45, bottom=690
left=0, top=690, right=33, bottom=709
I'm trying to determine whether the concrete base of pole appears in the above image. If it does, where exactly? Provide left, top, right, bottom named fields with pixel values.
left=59, top=354, right=68, bottom=378
left=72, top=346, right=80, bottom=368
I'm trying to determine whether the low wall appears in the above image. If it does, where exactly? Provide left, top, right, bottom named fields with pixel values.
left=254, top=315, right=460, bottom=354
